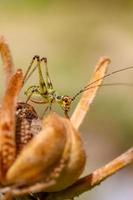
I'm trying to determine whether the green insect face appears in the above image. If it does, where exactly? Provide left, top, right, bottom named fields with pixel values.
left=60, top=95, right=72, bottom=112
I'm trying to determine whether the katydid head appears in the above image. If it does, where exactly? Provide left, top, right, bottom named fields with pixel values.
left=56, top=95, right=72, bottom=114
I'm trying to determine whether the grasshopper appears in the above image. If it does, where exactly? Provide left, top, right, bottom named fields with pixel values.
left=24, top=55, right=133, bottom=118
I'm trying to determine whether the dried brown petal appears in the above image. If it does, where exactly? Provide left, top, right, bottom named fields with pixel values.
left=6, top=113, right=68, bottom=184
left=0, top=69, right=23, bottom=177
left=0, top=36, right=14, bottom=86
left=6, top=113, right=85, bottom=195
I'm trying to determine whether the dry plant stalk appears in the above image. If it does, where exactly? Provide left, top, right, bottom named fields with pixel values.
left=0, top=36, right=132, bottom=200
left=45, top=147, right=133, bottom=200
left=0, top=36, right=14, bottom=85
left=0, top=69, right=23, bottom=176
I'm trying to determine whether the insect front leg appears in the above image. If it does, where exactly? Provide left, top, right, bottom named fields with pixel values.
left=25, top=85, right=48, bottom=104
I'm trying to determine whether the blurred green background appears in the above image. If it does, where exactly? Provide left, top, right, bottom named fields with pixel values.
left=0, top=1, right=133, bottom=199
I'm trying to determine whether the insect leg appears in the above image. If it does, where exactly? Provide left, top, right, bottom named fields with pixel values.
left=36, top=57, right=48, bottom=96
left=25, top=86, right=44, bottom=104
left=64, top=110, right=70, bottom=119
left=41, top=105, right=49, bottom=118
left=26, top=92, right=34, bottom=104
left=23, top=55, right=40, bottom=84
left=41, top=57, right=54, bottom=91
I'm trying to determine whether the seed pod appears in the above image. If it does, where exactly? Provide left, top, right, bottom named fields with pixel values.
left=15, top=102, right=42, bottom=153
left=6, top=112, right=86, bottom=192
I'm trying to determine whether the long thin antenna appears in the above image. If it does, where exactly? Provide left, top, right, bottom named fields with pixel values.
left=82, top=82, right=133, bottom=92
left=72, top=65, right=133, bottom=101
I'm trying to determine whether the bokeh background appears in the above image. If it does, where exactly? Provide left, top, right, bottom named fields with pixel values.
left=0, top=1, right=133, bottom=199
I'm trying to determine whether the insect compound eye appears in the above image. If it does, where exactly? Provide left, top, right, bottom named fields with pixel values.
left=61, top=95, right=72, bottom=112
left=56, top=95, right=61, bottom=100
left=62, top=95, right=71, bottom=103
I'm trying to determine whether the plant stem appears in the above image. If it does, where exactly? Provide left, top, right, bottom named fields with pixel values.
left=45, top=147, right=133, bottom=200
